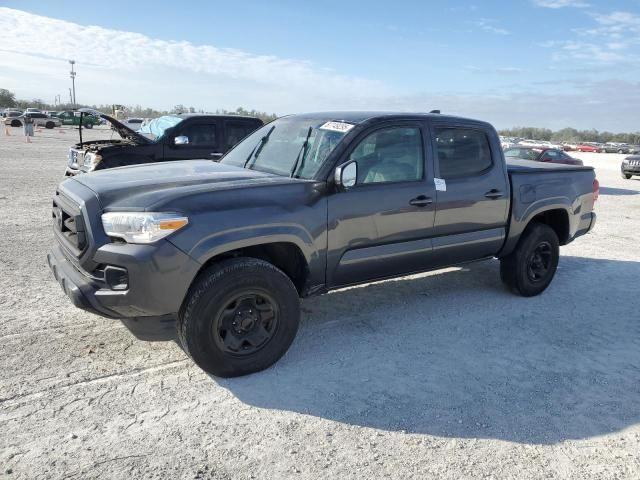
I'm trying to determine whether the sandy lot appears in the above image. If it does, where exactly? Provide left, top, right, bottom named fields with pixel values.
left=0, top=126, right=639, bottom=479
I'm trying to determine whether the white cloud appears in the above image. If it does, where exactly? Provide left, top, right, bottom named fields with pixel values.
left=532, top=0, right=589, bottom=8
left=0, top=8, right=638, bottom=131
left=0, top=7, right=389, bottom=113
left=474, top=19, right=511, bottom=35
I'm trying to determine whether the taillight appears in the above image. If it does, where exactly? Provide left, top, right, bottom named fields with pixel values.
left=593, top=178, right=599, bottom=202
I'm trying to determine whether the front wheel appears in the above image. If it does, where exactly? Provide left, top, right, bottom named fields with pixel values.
left=45, top=121, right=54, bottom=129
left=84, top=122, right=93, bottom=129
left=622, top=173, right=632, bottom=179
left=500, top=222, right=559, bottom=297
left=178, top=257, right=300, bottom=377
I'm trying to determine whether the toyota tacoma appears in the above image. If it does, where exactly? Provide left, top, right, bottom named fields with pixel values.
left=48, top=112, right=598, bottom=377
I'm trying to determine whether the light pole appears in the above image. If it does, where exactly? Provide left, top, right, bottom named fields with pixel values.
left=69, top=60, right=76, bottom=107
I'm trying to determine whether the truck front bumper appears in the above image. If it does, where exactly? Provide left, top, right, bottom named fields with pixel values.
left=47, top=240, right=201, bottom=319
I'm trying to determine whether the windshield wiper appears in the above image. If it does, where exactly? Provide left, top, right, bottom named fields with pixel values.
left=244, top=125, right=275, bottom=169
left=290, top=127, right=313, bottom=178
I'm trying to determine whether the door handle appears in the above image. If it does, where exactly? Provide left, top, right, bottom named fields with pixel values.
left=409, top=195, right=433, bottom=207
left=484, top=189, right=503, bottom=199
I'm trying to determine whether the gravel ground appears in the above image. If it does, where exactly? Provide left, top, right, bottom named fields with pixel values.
left=1, top=126, right=639, bottom=479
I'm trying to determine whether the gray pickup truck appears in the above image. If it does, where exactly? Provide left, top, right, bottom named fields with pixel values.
left=48, top=112, right=598, bottom=377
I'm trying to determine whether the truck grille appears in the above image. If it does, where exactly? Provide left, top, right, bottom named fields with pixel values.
left=52, top=192, right=87, bottom=255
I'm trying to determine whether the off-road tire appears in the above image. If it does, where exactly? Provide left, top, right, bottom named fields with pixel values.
left=178, top=257, right=300, bottom=377
left=500, top=222, right=559, bottom=297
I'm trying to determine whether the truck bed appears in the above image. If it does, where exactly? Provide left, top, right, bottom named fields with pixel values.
left=506, top=158, right=594, bottom=173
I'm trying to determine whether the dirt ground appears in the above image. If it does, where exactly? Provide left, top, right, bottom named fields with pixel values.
left=1, top=126, right=639, bottom=479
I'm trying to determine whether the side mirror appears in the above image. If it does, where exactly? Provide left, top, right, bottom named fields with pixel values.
left=334, top=161, right=357, bottom=190
left=174, top=135, right=189, bottom=145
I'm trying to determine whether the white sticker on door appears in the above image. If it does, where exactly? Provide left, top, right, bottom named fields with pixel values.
left=434, top=177, right=446, bottom=191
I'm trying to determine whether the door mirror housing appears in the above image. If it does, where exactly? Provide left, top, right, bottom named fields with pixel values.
left=174, top=135, right=189, bottom=145
left=335, top=161, right=357, bottom=190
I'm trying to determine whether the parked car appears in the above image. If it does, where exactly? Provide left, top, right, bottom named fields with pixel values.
left=621, top=154, right=640, bottom=179
left=504, top=146, right=583, bottom=165
left=48, top=111, right=598, bottom=377
left=576, top=143, right=601, bottom=153
left=601, top=143, right=630, bottom=154
left=3, top=111, right=23, bottom=125
left=122, top=117, right=145, bottom=131
left=64, top=109, right=263, bottom=175
left=57, top=110, right=101, bottom=129
left=4, top=112, right=61, bottom=129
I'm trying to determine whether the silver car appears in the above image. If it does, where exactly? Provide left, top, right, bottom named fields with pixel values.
left=4, top=112, right=61, bottom=129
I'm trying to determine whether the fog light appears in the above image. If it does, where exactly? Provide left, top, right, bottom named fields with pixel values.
left=104, top=266, right=129, bottom=290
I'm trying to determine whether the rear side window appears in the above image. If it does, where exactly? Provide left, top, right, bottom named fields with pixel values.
left=225, top=121, right=259, bottom=149
left=435, top=127, right=493, bottom=178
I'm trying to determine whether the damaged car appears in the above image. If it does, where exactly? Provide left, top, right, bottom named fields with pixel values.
left=65, top=108, right=263, bottom=175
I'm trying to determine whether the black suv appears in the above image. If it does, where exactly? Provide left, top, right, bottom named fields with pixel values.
left=65, top=109, right=263, bottom=175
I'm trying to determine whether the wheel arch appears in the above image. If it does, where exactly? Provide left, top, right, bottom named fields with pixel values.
left=193, top=240, right=312, bottom=296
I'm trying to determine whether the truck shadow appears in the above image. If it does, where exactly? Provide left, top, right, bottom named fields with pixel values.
left=213, top=256, right=640, bottom=445
left=599, top=186, right=639, bottom=195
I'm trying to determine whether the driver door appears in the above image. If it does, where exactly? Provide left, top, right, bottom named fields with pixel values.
left=164, top=120, right=223, bottom=161
left=326, top=122, right=436, bottom=287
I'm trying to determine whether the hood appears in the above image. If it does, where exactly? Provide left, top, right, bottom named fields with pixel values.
left=78, top=108, right=151, bottom=144
left=71, top=160, right=311, bottom=209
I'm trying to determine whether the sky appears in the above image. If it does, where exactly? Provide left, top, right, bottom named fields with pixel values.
left=0, top=1, right=639, bottom=131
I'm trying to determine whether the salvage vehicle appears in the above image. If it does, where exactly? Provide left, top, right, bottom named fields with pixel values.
left=64, top=109, right=263, bottom=175
left=504, top=146, right=583, bottom=165
left=47, top=112, right=598, bottom=377
left=621, top=154, right=640, bottom=179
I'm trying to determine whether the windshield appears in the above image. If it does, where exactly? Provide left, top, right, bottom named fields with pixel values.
left=138, top=115, right=183, bottom=141
left=220, top=116, right=353, bottom=179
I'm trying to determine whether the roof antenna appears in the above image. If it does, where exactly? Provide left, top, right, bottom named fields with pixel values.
left=429, top=109, right=441, bottom=114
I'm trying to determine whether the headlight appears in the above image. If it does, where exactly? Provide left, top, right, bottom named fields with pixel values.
left=83, top=152, right=102, bottom=170
left=101, top=212, right=188, bottom=244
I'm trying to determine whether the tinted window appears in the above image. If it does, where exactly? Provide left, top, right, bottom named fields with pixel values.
left=435, top=128, right=493, bottom=178
left=225, top=121, right=258, bottom=149
left=543, top=150, right=561, bottom=160
left=349, top=127, right=424, bottom=184
left=178, top=123, right=217, bottom=146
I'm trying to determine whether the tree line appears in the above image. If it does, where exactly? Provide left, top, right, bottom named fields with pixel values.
left=2, top=88, right=637, bottom=141
left=0, top=88, right=278, bottom=123
left=498, top=126, right=640, bottom=145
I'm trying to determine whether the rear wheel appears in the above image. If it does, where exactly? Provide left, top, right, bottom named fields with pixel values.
left=84, top=122, right=93, bottom=129
left=45, top=121, right=54, bottom=129
left=11, top=119, right=21, bottom=127
left=178, top=257, right=300, bottom=377
left=500, top=222, right=559, bottom=297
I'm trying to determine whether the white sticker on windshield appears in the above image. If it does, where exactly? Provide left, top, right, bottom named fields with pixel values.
left=319, top=121, right=355, bottom=133
left=435, top=177, right=446, bottom=191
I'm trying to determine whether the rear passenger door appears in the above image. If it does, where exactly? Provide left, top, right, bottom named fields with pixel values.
left=428, top=123, right=509, bottom=266
left=164, top=119, right=222, bottom=161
